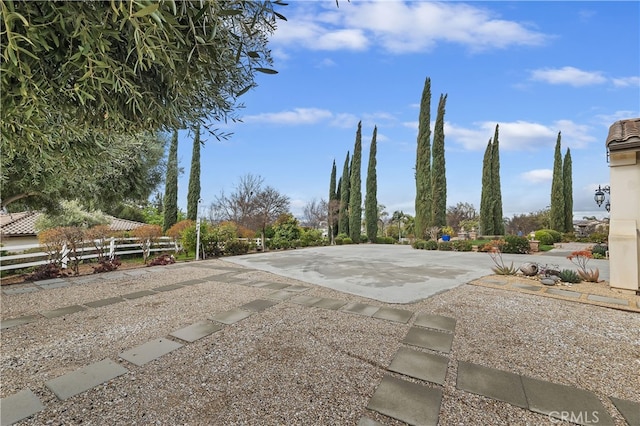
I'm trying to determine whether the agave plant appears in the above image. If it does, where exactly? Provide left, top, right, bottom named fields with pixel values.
left=558, top=269, right=581, bottom=284
left=489, top=248, right=519, bottom=275
left=578, top=268, right=600, bottom=283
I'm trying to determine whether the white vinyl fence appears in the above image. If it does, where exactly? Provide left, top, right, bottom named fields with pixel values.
left=0, top=237, right=177, bottom=272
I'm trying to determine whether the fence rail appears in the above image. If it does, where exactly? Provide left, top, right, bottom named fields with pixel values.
left=0, top=237, right=177, bottom=272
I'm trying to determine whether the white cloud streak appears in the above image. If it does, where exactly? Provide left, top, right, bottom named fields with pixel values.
left=520, top=169, right=553, bottom=183
left=530, top=66, right=607, bottom=86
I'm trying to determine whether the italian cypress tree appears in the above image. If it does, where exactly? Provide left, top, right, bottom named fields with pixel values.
left=349, top=121, right=362, bottom=243
left=550, top=132, right=565, bottom=232
left=431, top=94, right=447, bottom=228
left=338, top=151, right=350, bottom=235
left=186, top=126, right=201, bottom=221
left=365, top=126, right=378, bottom=242
left=329, top=160, right=338, bottom=242
left=563, top=147, right=573, bottom=233
left=479, top=138, right=494, bottom=236
left=335, top=176, right=341, bottom=238
left=414, top=77, right=432, bottom=239
left=163, top=129, right=179, bottom=232
left=491, top=124, right=504, bottom=235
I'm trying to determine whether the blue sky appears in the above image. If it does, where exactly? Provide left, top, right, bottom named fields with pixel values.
left=175, top=1, right=639, bottom=222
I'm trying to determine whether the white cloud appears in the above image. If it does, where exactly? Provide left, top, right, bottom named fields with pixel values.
left=612, top=76, right=640, bottom=87
left=243, top=108, right=333, bottom=125
left=520, top=169, right=552, bottom=183
left=271, top=1, right=548, bottom=54
left=530, top=66, right=607, bottom=86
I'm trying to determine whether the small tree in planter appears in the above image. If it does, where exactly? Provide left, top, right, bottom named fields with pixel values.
left=132, top=224, right=162, bottom=264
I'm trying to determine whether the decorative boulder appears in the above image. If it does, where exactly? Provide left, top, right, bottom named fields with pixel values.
left=519, top=262, right=539, bottom=276
left=541, top=278, right=556, bottom=286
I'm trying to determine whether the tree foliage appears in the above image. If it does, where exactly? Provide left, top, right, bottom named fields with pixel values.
left=338, top=151, right=350, bottom=236
left=446, top=202, right=477, bottom=232
left=431, top=94, right=447, bottom=228
left=302, top=198, right=327, bottom=229
left=34, top=200, right=109, bottom=231
left=479, top=138, right=494, bottom=235
left=414, top=77, right=432, bottom=240
left=563, top=148, right=573, bottom=233
left=328, top=160, right=339, bottom=241
left=349, top=121, right=362, bottom=243
left=163, top=130, right=179, bottom=232
left=491, top=124, right=504, bottom=235
left=365, top=126, right=378, bottom=243
left=187, top=126, right=202, bottom=221
left=550, top=132, right=565, bottom=232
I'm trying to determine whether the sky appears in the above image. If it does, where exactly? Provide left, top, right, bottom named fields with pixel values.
left=174, top=1, right=640, bottom=223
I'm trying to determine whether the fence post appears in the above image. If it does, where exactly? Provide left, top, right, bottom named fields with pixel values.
left=61, top=243, right=69, bottom=269
left=109, top=237, right=116, bottom=260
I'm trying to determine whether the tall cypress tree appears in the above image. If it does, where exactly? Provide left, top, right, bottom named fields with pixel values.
left=338, top=151, right=350, bottom=235
left=335, top=176, right=341, bottom=238
left=365, top=126, right=378, bottom=242
left=186, top=126, right=201, bottom=221
left=349, top=121, right=362, bottom=243
left=163, top=129, right=179, bottom=232
left=550, top=132, right=565, bottom=232
left=414, top=77, right=432, bottom=239
left=491, top=124, right=504, bottom=235
left=563, top=147, right=573, bottom=233
left=329, top=160, right=337, bottom=242
left=479, top=138, right=494, bottom=236
left=431, top=94, right=447, bottom=228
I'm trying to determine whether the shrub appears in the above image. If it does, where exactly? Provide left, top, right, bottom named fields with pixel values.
left=558, top=269, right=581, bottom=283
left=334, top=236, right=343, bottom=245
left=25, top=263, right=67, bottom=280
left=591, top=244, right=608, bottom=257
left=424, top=240, right=438, bottom=250
left=342, top=237, right=353, bottom=245
left=535, top=229, right=561, bottom=245
left=587, top=232, right=608, bottom=244
left=224, top=240, right=250, bottom=255
left=453, top=240, right=472, bottom=252
left=413, top=240, right=426, bottom=249
left=561, top=232, right=575, bottom=243
left=376, top=236, right=395, bottom=244
left=360, top=234, right=368, bottom=243
left=92, top=257, right=121, bottom=274
left=438, top=241, right=453, bottom=251
left=166, top=220, right=195, bottom=241
left=502, top=235, right=530, bottom=254
left=148, top=254, right=176, bottom=266
left=480, top=239, right=505, bottom=252
left=300, top=229, right=324, bottom=247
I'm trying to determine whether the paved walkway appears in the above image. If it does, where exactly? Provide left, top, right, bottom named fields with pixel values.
left=2, top=261, right=638, bottom=425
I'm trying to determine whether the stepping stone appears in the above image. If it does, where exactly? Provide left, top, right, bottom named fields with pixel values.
left=36, top=280, right=72, bottom=289
left=521, top=376, right=614, bottom=425
left=290, top=295, right=323, bottom=307
left=253, top=282, right=290, bottom=290
left=119, top=338, right=183, bottom=366
left=480, top=279, right=508, bottom=286
left=1, top=315, right=39, bottom=330
left=170, top=321, right=223, bottom=343
left=403, top=327, right=454, bottom=354
left=373, top=307, right=413, bottom=323
left=239, top=299, right=280, bottom=312
left=33, top=277, right=67, bottom=286
left=265, top=290, right=297, bottom=301
left=512, top=283, right=542, bottom=292
left=103, top=272, right=127, bottom=279
left=456, top=361, right=527, bottom=408
left=84, top=297, right=125, bottom=308
left=367, top=375, right=442, bottom=426
left=283, top=285, right=309, bottom=293
left=121, top=290, right=156, bottom=300
left=41, top=305, right=86, bottom=319
left=179, top=278, right=206, bottom=286
left=313, top=298, right=348, bottom=310
left=340, top=302, right=380, bottom=317
left=1, top=388, right=45, bottom=426
left=124, top=269, right=149, bottom=276
left=413, top=313, right=456, bottom=333
left=3, top=286, right=40, bottom=295
left=70, top=276, right=105, bottom=285
left=546, top=288, right=581, bottom=298
left=211, top=308, right=253, bottom=325
left=357, top=417, right=385, bottom=426
left=45, top=359, right=128, bottom=400
left=610, top=397, right=640, bottom=426
left=388, top=347, right=449, bottom=385
left=587, top=294, right=628, bottom=306
left=152, top=283, right=184, bottom=292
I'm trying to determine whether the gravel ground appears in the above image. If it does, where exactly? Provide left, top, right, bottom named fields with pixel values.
left=1, top=259, right=639, bottom=425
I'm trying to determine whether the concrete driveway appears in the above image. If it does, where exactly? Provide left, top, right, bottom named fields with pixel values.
left=226, top=244, right=609, bottom=304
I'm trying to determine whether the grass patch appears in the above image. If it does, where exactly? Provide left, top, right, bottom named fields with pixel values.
left=540, top=245, right=554, bottom=252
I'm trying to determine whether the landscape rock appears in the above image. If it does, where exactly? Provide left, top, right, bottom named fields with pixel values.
left=519, top=262, right=539, bottom=276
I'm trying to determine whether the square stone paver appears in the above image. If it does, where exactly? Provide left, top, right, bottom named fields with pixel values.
left=33, top=277, right=67, bottom=286
left=1, top=315, right=40, bottom=330
left=119, top=338, right=183, bottom=367
left=373, top=307, right=413, bottom=324
left=388, top=347, right=449, bottom=385
left=121, top=290, right=156, bottom=300
left=2, top=285, right=40, bottom=295
left=480, top=279, right=508, bottom=286
left=456, top=361, right=527, bottom=408
left=41, top=305, right=86, bottom=319
left=266, top=290, right=297, bottom=301
left=546, top=288, right=581, bottom=298
left=253, top=282, right=290, bottom=290
left=170, top=321, right=223, bottom=343
left=211, top=308, right=253, bottom=325
left=84, top=297, right=125, bottom=308
left=413, top=313, right=456, bottom=333
left=124, top=269, right=149, bottom=277
left=357, top=417, right=385, bottom=426
left=403, top=327, right=454, bottom=354
left=610, top=397, right=640, bottom=426
left=1, top=388, right=45, bottom=426
left=36, top=280, right=72, bottom=289
left=512, top=283, right=542, bottom=292
left=239, top=299, right=280, bottom=312
left=367, top=375, right=442, bottom=426
left=178, top=278, right=206, bottom=286
left=290, top=294, right=323, bottom=306
left=521, top=376, right=614, bottom=425
left=313, top=298, right=348, bottom=310
left=341, top=302, right=380, bottom=317
left=152, top=283, right=184, bottom=292
left=45, top=359, right=128, bottom=400
left=283, top=285, right=309, bottom=293
left=587, top=294, right=628, bottom=306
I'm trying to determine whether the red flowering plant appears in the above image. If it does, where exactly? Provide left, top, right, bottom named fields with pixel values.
left=567, top=250, right=600, bottom=282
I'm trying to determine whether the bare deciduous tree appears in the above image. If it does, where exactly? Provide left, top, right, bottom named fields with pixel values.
left=303, top=198, right=328, bottom=229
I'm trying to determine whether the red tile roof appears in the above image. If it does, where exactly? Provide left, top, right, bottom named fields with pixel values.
left=0, top=212, right=146, bottom=237
left=606, top=118, right=640, bottom=151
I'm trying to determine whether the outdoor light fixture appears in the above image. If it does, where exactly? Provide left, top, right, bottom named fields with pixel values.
left=594, top=185, right=611, bottom=210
